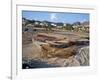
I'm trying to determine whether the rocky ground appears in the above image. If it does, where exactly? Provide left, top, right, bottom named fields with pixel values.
left=22, top=30, right=89, bottom=69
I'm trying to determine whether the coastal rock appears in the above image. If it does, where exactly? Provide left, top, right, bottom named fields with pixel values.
left=75, top=46, right=89, bottom=66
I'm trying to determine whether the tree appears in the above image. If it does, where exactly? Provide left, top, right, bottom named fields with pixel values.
left=63, top=23, right=73, bottom=30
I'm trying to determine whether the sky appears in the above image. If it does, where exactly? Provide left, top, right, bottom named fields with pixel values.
left=22, top=11, right=89, bottom=24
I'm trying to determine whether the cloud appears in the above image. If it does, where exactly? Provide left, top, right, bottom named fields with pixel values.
left=81, top=19, right=88, bottom=22
left=50, top=13, right=57, bottom=21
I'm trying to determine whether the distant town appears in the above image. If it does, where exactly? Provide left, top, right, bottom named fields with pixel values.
left=22, top=18, right=89, bottom=33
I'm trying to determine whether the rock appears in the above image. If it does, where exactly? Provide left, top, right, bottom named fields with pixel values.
left=22, top=42, right=42, bottom=59
left=53, top=46, right=77, bottom=58
left=76, top=39, right=89, bottom=45
left=40, top=44, right=77, bottom=59
left=22, top=32, right=32, bottom=45
left=45, top=56, right=80, bottom=67
left=47, top=40, right=76, bottom=48
left=75, top=46, right=89, bottom=66
left=67, top=57, right=80, bottom=66
left=33, top=33, right=66, bottom=42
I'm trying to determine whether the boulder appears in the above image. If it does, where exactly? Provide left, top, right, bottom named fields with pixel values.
left=22, top=42, right=42, bottom=59
left=45, top=56, right=80, bottom=67
left=40, top=44, right=77, bottom=59
left=75, top=46, right=89, bottom=66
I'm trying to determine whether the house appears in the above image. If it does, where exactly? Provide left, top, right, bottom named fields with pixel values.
left=34, top=21, right=40, bottom=25
left=51, top=23, right=57, bottom=27
left=72, top=21, right=89, bottom=32
left=56, top=23, right=63, bottom=28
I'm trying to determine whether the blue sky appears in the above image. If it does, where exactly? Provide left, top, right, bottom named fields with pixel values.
left=22, top=11, right=89, bottom=24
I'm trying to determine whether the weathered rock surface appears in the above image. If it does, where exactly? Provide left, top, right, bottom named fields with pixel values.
left=22, top=42, right=42, bottom=59
left=22, top=38, right=89, bottom=68
left=40, top=43, right=77, bottom=59
left=45, top=56, right=80, bottom=67
left=75, top=46, right=89, bottom=66
left=22, top=32, right=32, bottom=45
